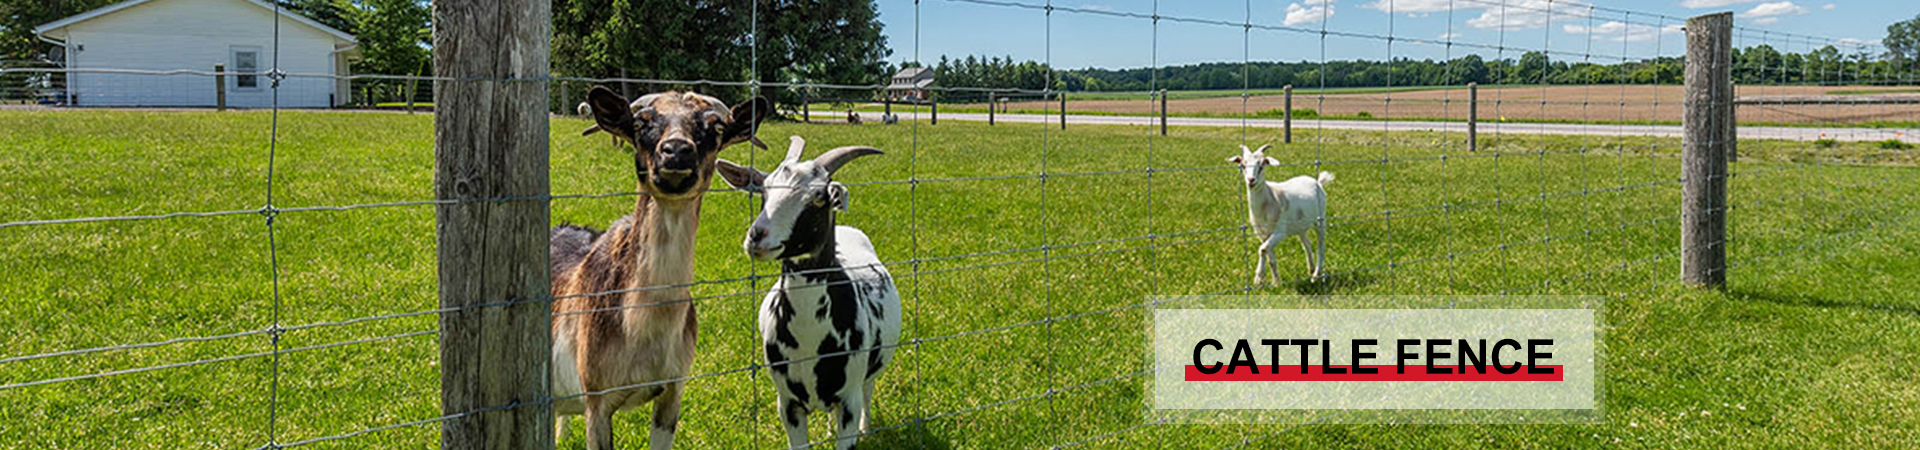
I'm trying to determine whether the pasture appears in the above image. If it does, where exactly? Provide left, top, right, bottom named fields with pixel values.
left=968, top=85, right=1920, bottom=126
left=2, top=108, right=1918, bottom=448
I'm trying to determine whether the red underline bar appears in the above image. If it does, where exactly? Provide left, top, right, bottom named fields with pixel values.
left=1185, top=365, right=1565, bottom=382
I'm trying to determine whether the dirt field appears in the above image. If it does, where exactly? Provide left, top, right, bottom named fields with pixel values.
left=994, top=85, right=1920, bottom=125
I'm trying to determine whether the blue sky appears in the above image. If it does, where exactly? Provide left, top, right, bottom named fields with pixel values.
left=872, top=0, right=1916, bottom=69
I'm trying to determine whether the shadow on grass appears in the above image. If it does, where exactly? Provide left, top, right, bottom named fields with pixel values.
left=1727, top=289, right=1920, bottom=317
left=853, top=421, right=952, bottom=450
left=1287, top=272, right=1379, bottom=296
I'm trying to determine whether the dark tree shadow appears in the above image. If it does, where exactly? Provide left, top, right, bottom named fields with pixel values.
left=1727, top=289, right=1920, bottom=317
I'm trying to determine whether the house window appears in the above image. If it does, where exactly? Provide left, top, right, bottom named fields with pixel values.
left=232, top=47, right=260, bottom=89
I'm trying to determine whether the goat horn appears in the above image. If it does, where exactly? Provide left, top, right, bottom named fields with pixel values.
left=785, top=136, right=807, bottom=163
left=815, top=146, right=884, bottom=175
left=1239, top=144, right=1250, bottom=153
left=1255, top=144, right=1273, bottom=154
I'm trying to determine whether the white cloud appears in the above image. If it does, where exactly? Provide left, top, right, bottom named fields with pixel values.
left=1821, top=3, right=1835, bottom=10
left=1439, top=32, right=1463, bottom=39
left=1360, top=0, right=1592, bottom=31
left=1678, top=0, right=1758, bottom=8
left=1562, top=21, right=1684, bottom=42
left=1753, top=17, right=1780, bottom=24
left=1741, top=1, right=1808, bottom=18
left=1835, top=37, right=1883, bottom=49
left=1364, top=0, right=1451, bottom=13
left=1285, top=0, right=1336, bottom=26
left=1077, top=3, right=1114, bottom=12
left=1462, top=0, right=1592, bottom=30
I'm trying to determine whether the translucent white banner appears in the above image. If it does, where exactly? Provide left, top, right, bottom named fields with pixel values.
left=1148, top=296, right=1603, bottom=424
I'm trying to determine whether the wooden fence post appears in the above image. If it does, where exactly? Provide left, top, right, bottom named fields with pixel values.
left=801, top=90, right=810, bottom=123
left=931, top=97, right=938, bottom=125
left=1682, top=12, right=1732, bottom=288
left=433, top=0, right=554, bottom=447
left=988, top=93, right=995, bottom=125
left=1160, top=88, right=1168, bottom=136
left=1283, top=84, right=1293, bottom=144
left=214, top=64, right=226, bottom=112
left=1468, top=82, right=1479, bottom=152
left=1059, top=92, right=1067, bottom=130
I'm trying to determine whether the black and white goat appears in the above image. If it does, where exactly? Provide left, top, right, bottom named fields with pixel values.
left=1229, top=144, right=1334, bottom=284
left=716, top=137, right=901, bottom=450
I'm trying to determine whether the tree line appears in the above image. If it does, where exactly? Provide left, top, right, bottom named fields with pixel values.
left=922, top=45, right=1911, bottom=96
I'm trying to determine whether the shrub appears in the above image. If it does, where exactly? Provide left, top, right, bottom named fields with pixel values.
left=1877, top=139, right=1913, bottom=150
left=1814, top=138, right=1838, bottom=149
left=1355, top=111, right=1373, bottom=119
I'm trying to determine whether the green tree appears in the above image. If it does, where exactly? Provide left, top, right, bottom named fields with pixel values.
left=1886, top=13, right=1920, bottom=69
left=0, top=0, right=116, bottom=61
left=551, top=0, right=887, bottom=110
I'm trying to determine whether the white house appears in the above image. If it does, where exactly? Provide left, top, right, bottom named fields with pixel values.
left=34, top=0, right=359, bottom=108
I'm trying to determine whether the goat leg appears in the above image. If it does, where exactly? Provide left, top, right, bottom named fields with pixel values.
left=780, top=396, right=810, bottom=450
left=650, top=383, right=683, bottom=450
left=834, top=388, right=867, bottom=450
left=582, top=396, right=615, bottom=450
left=861, top=383, right=876, bottom=433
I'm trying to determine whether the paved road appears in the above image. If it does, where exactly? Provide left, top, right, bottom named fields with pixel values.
left=856, top=111, right=1920, bottom=143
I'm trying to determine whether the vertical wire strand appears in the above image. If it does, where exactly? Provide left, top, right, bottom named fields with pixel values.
left=1492, top=0, right=1511, bottom=292
left=1441, top=0, right=1461, bottom=292
left=746, top=0, right=763, bottom=444
left=1040, top=1, right=1058, bottom=444
left=1380, top=0, right=1397, bottom=291
left=908, top=0, right=924, bottom=445
left=263, top=1, right=285, bottom=447
left=1536, top=0, right=1555, bottom=261
left=1576, top=5, right=1596, bottom=291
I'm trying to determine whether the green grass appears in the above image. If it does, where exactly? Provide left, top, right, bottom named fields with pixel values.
left=842, top=103, right=1920, bottom=129
left=2, top=110, right=1919, bottom=449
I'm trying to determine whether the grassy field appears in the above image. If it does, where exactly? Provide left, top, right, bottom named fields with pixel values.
left=2, top=109, right=1918, bottom=449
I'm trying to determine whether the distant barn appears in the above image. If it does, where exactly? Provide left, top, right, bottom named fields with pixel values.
left=33, top=0, right=360, bottom=108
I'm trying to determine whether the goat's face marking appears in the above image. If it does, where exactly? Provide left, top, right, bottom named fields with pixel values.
left=1226, top=144, right=1280, bottom=188
left=583, top=87, right=771, bottom=200
left=716, top=136, right=882, bottom=262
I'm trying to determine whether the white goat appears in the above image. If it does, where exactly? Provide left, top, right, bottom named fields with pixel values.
left=1228, top=144, right=1334, bottom=285
left=715, top=137, right=902, bottom=450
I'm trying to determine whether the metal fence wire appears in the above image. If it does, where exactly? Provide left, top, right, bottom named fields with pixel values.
left=2, top=0, right=1917, bottom=448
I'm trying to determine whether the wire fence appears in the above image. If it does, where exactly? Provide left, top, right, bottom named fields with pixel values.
left=2, top=0, right=1917, bottom=448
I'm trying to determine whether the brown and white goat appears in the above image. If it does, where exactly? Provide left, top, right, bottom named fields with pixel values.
left=549, top=86, right=769, bottom=450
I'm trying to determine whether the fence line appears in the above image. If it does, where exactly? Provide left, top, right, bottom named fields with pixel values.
left=4, top=0, right=1916, bottom=447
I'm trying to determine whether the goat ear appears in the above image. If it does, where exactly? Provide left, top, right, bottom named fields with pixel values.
left=827, top=182, right=849, bottom=212
left=714, top=159, right=767, bottom=193
left=1264, top=157, right=1280, bottom=166
left=1226, top=156, right=1243, bottom=164
left=584, top=86, right=636, bottom=141
left=724, top=96, right=775, bottom=150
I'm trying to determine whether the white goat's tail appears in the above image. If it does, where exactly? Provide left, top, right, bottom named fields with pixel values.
left=1317, top=171, right=1336, bottom=186
left=576, top=102, right=592, bottom=116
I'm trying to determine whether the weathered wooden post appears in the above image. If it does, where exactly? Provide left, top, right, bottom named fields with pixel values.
left=988, top=93, right=995, bottom=125
left=1059, top=92, right=1067, bottom=130
left=1283, top=84, right=1293, bottom=144
left=1468, top=82, right=1479, bottom=152
left=801, top=90, right=810, bottom=123
left=1160, top=88, right=1168, bottom=136
left=433, top=0, right=554, bottom=447
left=405, top=77, right=418, bottom=114
left=214, top=64, right=227, bottom=112
left=930, top=97, right=938, bottom=125
left=1682, top=12, right=1732, bottom=288
left=558, top=82, right=569, bottom=115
